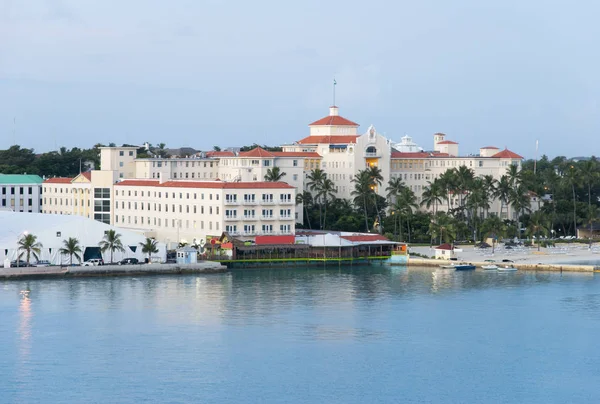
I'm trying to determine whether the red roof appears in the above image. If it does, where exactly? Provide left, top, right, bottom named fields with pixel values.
left=480, top=146, right=499, bottom=150
left=309, top=115, right=359, bottom=126
left=255, top=235, right=295, bottom=245
left=342, top=234, right=389, bottom=242
left=205, top=151, right=235, bottom=157
left=436, top=140, right=458, bottom=145
left=238, top=147, right=275, bottom=158
left=297, top=135, right=359, bottom=145
left=81, top=172, right=92, bottom=180
left=435, top=243, right=454, bottom=250
left=115, top=180, right=294, bottom=189
left=391, top=151, right=449, bottom=158
left=491, top=149, right=523, bottom=159
left=116, top=180, right=161, bottom=187
left=271, top=152, right=321, bottom=158
left=44, top=177, right=73, bottom=184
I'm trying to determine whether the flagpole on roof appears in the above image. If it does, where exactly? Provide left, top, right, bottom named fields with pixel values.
left=333, top=77, right=337, bottom=106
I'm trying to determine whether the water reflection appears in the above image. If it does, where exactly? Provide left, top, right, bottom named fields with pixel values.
left=16, top=288, right=32, bottom=384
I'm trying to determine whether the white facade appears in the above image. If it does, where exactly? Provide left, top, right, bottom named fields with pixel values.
left=134, top=158, right=219, bottom=180
left=0, top=175, right=43, bottom=213
left=113, top=180, right=296, bottom=248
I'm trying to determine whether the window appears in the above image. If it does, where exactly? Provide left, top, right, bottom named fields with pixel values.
left=262, top=224, right=273, bottom=233
left=263, top=160, right=271, bottom=167
left=261, top=209, right=273, bottom=218
left=293, top=174, right=298, bottom=181
left=225, top=209, right=237, bottom=218
left=119, top=151, right=124, bottom=156
left=94, top=188, right=110, bottom=199
left=293, top=160, right=298, bottom=167
left=262, top=193, right=273, bottom=203
left=119, top=162, right=124, bottom=167
left=128, top=151, right=134, bottom=156
left=280, top=193, right=292, bottom=203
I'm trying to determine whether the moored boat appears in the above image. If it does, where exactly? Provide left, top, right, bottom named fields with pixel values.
left=454, top=264, right=476, bottom=271
left=481, top=264, right=498, bottom=270
left=497, top=265, right=517, bottom=272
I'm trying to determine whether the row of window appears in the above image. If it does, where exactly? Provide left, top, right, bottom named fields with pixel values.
left=116, top=215, right=220, bottom=231
left=116, top=201, right=220, bottom=215
left=1, top=198, right=39, bottom=207
left=224, top=209, right=292, bottom=218
left=224, top=224, right=292, bottom=234
left=225, top=193, right=293, bottom=203
left=2, top=186, right=39, bottom=195
left=151, top=161, right=215, bottom=168
left=116, top=189, right=219, bottom=201
left=152, top=172, right=215, bottom=179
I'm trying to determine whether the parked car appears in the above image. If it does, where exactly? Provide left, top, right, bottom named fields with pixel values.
left=10, top=260, right=28, bottom=267
left=82, top=259, right=103, bottom=266
left=34, top=260, right=51, bottom=267
left=118, top=258, right=139, bottom=265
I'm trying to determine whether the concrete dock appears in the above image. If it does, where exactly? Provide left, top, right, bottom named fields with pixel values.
left=0, top=261, right=227, bottom=279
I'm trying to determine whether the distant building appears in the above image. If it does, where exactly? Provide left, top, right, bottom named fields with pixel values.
left=0, top=174, right=43, bottom=213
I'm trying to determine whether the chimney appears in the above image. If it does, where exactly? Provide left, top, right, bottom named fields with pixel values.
left=329, top=106, right=339, bottom=116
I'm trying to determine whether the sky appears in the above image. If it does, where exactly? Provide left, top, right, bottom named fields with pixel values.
left=1, top=0, right=599, bottom=158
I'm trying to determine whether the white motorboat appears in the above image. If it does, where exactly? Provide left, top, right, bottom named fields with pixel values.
left=481, top=264, right=498, bottom=270
left=497, top=266, right=517, bottom=272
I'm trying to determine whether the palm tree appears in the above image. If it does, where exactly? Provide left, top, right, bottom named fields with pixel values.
left=140, top=238, right=159, bottom=263
left=438, top=169, right=457, bottom=212
left=351, top=170, right=375, bottom=232
left=481, top=215, right=506, bottom=253
left=527, top=211, right=550, bottom=251
left=429, top=212, right=457, bottom=245
left=421, top=180, right=444, bottom=214
left=454, top=166, right=475, bottom=210
left=508, top=185, right=531, bottom=237
left=366, top=166, right=384, bottom=228
left=17, top=234, right=43, bottom=266
left=296, top=191, right=313, bottom=229
left=506, top=164, right=522, bottom=188
left=385, top=177, right=405, bottom=205
left=482, top=175, right=497, bottom=218
left=99, top=229, right=125, bottom=264
left=579, top=159, right=598, bottom=244
left=318, top=178, right=337, bottom=229
left=307, top=169, right=327, bottom=229
left=59, top=237, right=82, bottom=265
left=394, top=187, right=418, bottom=241
left=563, top=164, right=579, bottom=236
left=495, top=175, right=512, bottom=219
left=264, top=166, right=286, bottom=182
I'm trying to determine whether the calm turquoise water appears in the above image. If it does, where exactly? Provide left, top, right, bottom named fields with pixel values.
left=1, top=266, right=600, bottom=403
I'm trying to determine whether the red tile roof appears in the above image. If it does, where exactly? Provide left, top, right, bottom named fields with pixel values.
left=480, top=146, right=499, bottom=150
left=44, top=177, right=73, bottom=184
left=205, top=151, right=235, bottom=157
left=238, top=147, right=275, bottom=158
left=436, top=140, right=458, bottom=145
left=297, top=135, right=359, bottom=145
left=491, top=149, right=523, bottom=159
left=391, top=151, right=449, bottom=158
left=255, top=235, right=296, bottom=245
left=342, top=234, right=389, bottom=242
left=271, top=151, right=321, bottom=158
left=115, top=180, right=294, bottom=189
left=116, top=180, right=161, bottom=187
left=81, top=172, right=92, bottom=180
left=309, top=115, right=359, bottom=126
left=435, top=243, right=454, bottom=250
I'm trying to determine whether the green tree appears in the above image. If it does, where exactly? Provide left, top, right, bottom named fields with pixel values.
left=527, top=211, right=550, bottom=251
left=351, top=170, right=375, bottom=232
left=17, top=234, right=43, bottom=266
left=59, top=237, right=82, bottom=265
left=140, top=238, right=159, bottom=263
left=307, top=168, right=327, bottom=229
left=481, top=215, right=506, bottom=253
left=296, top=191, right=313, bottom=229
left=318, top=177, right=337, bottom=229
left=579, top=159, right=598, bottom=244
left=421, top=180, right=444, bottom=214
left=99, top=230, right=125, bottom=264
left=264, top=166, right=286, bottom=182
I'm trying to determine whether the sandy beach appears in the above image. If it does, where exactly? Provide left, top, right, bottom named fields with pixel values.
left=409, top=243, right=600, bottom=267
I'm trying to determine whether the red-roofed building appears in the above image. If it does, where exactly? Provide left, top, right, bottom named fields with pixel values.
left=491, top=149, right=523, bottom=159
left=205, top=150, right=235, bottom=158
left=44, top=177, right=73, bottom=184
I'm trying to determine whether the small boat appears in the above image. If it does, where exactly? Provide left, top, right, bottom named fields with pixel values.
left=497, top=266, right=517, bottom=272
left=454, top=264, right=476, bottom=271
left=439, top=264, right=455, bottom=269
left=481, top=264, right=498, bottom=270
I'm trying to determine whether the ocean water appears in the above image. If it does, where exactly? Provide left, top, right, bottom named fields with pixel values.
left=1, top=266, right=600, bottom=403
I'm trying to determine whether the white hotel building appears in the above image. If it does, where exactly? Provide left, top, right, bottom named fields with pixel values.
left=113, top=179, right=295, bottom=248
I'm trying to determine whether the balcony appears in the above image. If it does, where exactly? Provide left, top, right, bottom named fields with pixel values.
left=224, top=215, right=238, bottom=221
left=279, top=215, right=293, bottom=221
left=242, top=200, right=257, bottom=205
left=243, top=215, right=257, bottom=221
left=279, top=199, right=294, bottom=205
left=260, top=215, right=275, bottom=220
left=224, top=199, right=239, bottom=206
left=260, top=199, right=275, bottom=205
left=364, top=152, right=381, bottom=158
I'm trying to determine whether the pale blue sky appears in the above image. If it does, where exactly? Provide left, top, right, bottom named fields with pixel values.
left=1, top=0, right=598, bottom=158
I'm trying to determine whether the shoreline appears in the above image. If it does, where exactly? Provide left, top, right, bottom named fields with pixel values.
left=0, top=262, right=227, bottom=280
